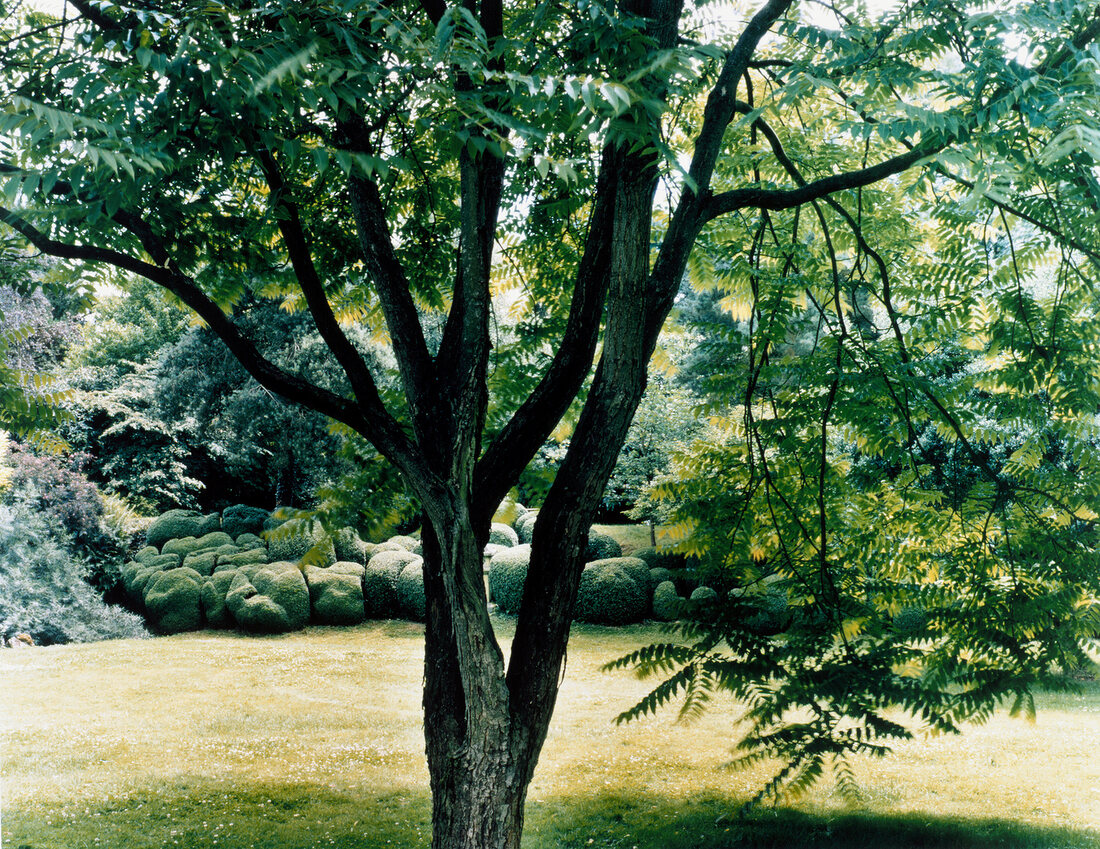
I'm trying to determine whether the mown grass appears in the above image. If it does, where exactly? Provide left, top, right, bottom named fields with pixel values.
left=3, top=618, right=1099, bottom=849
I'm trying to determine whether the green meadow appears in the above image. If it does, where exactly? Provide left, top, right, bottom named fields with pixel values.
left=3, top=620, right=1098, bottom=849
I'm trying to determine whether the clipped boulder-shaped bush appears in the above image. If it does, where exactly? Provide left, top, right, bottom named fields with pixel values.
left=201, top=570, right=238, bottom=628
left=306, top=565, right=366, bottom=625
left=144, top=567, right=204, bottom=634
left=235, top=532, right=265, bottom=549
left=363, top=549, right=418, bottom=618
left=182, top=550, right=218, bottom=576
left=651, top=580, right=683, bottom=621
left=218, top=548, right=268, bottom=568
left=121, top=561, right=161, bottom=605
left=263, top=509, right=291, bottom=532
left=395, top=559, right=427, bottom=622
left=690, top=586, right=718, bottom=603
left=574, top=560, right=648, bottom=625
left=334, top=527, right=371, bottom=564
left=330, top=561, right=366, bottom=579
left=488, top=523, right=519, bottom=548
left=387, top=534, right=422, bottom=555
left=487, top=544, right=532, bottom=615
left=588, top=556, right=649, bottom=593
left=743, top=590, right=789, bottom=634
left=514, top=511, right=538, bottom=544
left=134, top=546, right=161, bottom=565
left=266, top=526, right=336, bottom=566
left=221, top=505, right=270, bottom=539
left=648, top=566, right=673, bottom=591
left=226, top=562, right=310, bottom=633
left=146, top=510, right=207, bottom=550
left=141, top=552, right=180, bottom=571
left=585, top=530, right=622, bottom=561
left=162, top=531, right=235, bottom=559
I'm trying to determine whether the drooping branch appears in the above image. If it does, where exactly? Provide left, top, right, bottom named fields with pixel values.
left=0, top=202, right=435, bottom=483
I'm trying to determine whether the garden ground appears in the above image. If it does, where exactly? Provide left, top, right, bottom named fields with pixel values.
left=2, top=616, right=1099, bottom=849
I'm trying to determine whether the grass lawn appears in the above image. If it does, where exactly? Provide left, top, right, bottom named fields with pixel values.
left=2, top=618, right=1099, bottom=849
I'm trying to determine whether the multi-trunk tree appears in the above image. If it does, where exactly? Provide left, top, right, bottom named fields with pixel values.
left=2, top=0, right=1099, bottom=846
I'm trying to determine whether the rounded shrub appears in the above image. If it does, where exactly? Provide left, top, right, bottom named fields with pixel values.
left=266, top=526, right=336, bottom=566
left=235, top=532, right=265, bottom=549
left=217, top=548, right=268, bottom=568
left=651, top=580, right=683, bottom=621
left=487, top=544, right=531, bottom=615
left=514, top=511, right=538, bottom=544
left=226, top=562, right=310, bottom=633
left=388, top=534, right=422, bottom=555
left=364, top=549, right=418, bottom=618
left=305, top=565, right=366, bottom=626
left=648, top=566, right=673, bottom=591
left=689, top=586, right=718, bottom=603
left=143, top=567, right=204, bottom=634
left=134, top=546, right=161, bottom=565
left=146, top=509, right=208, bottom=550
left=585, top=530, right=622, bottom=561
left=182, top=550, right=218, bottom=576
left=201, top=570, right=238, bottom=628
left=574, top=561, right=647, bottom=625
left=334, top=527, right=370, bottom=564
left=395, top=559, right=427, bottom=622
left=220, top=505, right=270, bottom=539
left=488, top=523, right=519, bottom=548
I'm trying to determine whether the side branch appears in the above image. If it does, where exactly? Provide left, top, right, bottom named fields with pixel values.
left=0, top=205, right=430, bottom=481
left=253, top=150, right=396, bottom=425
left=347, top=175, right=440, bottom=440
left=704, top=145, right=936, bottom=219
left=0, top=205, right=360, bottom=428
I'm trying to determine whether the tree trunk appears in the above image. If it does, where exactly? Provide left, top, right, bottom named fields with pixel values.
left=421, top=516, right=536, bottom=849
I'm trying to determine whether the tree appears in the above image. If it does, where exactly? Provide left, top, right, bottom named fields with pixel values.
left=2, top=0, right=1099, bottom=846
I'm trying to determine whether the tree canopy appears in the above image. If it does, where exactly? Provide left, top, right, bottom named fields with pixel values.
left=2, top=0, right=1100, bottom=846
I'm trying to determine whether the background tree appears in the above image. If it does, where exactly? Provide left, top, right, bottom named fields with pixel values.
left=2, top=1, right=1100, bottom=848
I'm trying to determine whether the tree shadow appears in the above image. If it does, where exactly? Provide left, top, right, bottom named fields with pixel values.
left=4, top=781, right=1097, bottom=849
left=524, top=790, right=1100, bottom=849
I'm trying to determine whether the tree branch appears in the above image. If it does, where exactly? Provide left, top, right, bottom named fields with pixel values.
left=472, top=149, right=619, bottom=522
left=0, top=204, right=357, bottom=426
left=346, top=174, right=441, bottom=447
left=650, top=0, right=795, bottom=307
left=705, top=145, right=936, bottom=219
left=252, top=149, right=396, bottom=425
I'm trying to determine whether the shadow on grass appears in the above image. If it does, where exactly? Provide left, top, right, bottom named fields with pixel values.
left=527, top=792, right=1100, bottom=849
left=4, top=782, right=1097, bottom=849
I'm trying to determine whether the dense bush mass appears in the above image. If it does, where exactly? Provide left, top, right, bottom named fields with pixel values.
left=0, top=502, right=148, bottom=645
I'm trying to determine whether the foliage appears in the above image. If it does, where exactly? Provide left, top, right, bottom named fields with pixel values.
left=616, top=77, right=1100, bottom=806
left=0, top=246, right=76, bottom=450
left=2, top=438, right=133, bottom=595
left=0, top=499, right=148, bottom=644
left=2, top=0, right=1100, bottom=843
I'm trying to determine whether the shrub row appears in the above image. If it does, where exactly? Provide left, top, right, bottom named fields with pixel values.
left=123, top=504, right=703, bottom=634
